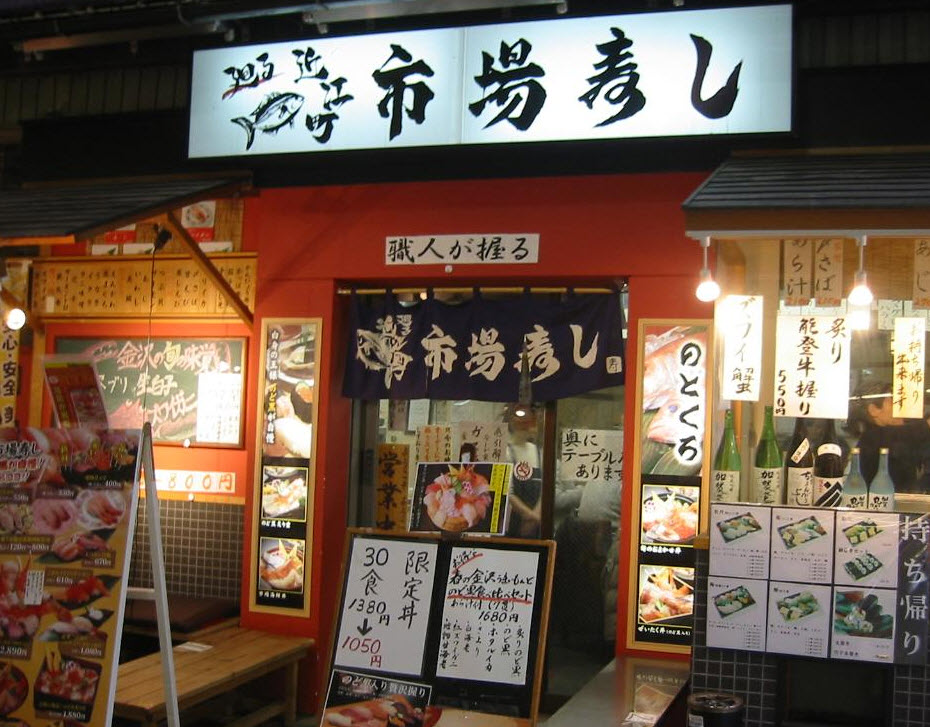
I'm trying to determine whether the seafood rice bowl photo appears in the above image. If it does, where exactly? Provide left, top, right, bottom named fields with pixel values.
left=422, top=465, right=492, bottom=532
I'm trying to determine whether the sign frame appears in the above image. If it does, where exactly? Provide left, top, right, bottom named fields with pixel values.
left=248, top=317, right=322, bottom=617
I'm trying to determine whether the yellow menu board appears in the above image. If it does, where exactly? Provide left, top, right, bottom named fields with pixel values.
left=0, top=427, right=139, bottom=727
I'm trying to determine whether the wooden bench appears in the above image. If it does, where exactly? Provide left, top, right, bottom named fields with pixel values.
left=115, top=626, right=313, bottom=727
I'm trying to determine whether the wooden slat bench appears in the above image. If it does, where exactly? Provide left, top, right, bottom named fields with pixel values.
left=115, top=626, right=313, bottom=727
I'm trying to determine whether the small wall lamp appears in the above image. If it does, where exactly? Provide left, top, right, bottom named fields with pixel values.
left=695, top=237, right=721, bottom=302
left=848, top=235, right=873, bottom=307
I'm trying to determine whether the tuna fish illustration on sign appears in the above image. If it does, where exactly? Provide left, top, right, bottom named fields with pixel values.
left=231, top=92, right=305, bottom=150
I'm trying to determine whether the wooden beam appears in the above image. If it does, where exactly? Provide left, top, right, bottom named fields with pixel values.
left=162, top=211, right=254, bottom=328
left=1, top=235, right=75, bottom=247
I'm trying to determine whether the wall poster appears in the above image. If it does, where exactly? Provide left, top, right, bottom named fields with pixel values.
left=0, top=426, right=141, bottom=727
left=54, top=337, right=246, bottom=446
left=249, top=318, right=320, bottom=616
left=322, top=530, right=554, bottom=727
left=627, top=319, right=712, bottom=653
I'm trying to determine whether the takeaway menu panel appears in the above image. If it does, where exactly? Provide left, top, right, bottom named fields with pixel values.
left=0, top=426, right=140, bottom=727
left=709, top=504, right=772, bottom=580
left=707, top=505, right=930, bottom=666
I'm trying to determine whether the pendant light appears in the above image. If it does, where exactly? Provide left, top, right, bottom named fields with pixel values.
left=512, top=336, right=533, bottom=420
left=695, top=236, right=721, bottom=302
left=848, top=235, right=873, bottom=307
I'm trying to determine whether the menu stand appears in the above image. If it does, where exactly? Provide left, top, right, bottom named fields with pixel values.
left=123, top=423, right=180, bottom=727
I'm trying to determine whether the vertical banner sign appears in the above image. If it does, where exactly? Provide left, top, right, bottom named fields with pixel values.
left=0, top=427, right=140, bottom=727
left=629, top=321, right=709, bottom=653
left=895, top=515, right=930, bottom=665
left=892, top=318, right=926, bottom=419
left=773, top=315, right=851, bottom=419
left=375, top=444, right=410, bottom=531
left=720, top=295, right=764, bottom=401
left=452, top=422, right=507, bottom=462
left=783, top=240, right=813, bottom=307
left=559, top=428, right=623, bottom=484
left=415, top=425, right=452, bottom=463
left=914, top=239, right=930, bottom=309
left=251, top=319, right=320, bottom=615
left=813, top=239, right=844, bottom=307
left=0, top=328, right=18, bottom=426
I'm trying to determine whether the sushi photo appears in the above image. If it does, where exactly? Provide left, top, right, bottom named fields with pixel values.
left=834, top=591, right=894, bottom=639
left=777, top=516, right=827, bottom=549
left=713, top=585, right=756, bottom=617
left=843, top=552, right=883, bottom=581
left=842, top=520, right=882, bottom=546
left=777, top=591, right=820, bottom=622
left=716, top=513, right=762, bottom=543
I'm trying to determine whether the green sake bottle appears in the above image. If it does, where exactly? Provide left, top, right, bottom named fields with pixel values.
left=712, top=409, right=741, bottom=502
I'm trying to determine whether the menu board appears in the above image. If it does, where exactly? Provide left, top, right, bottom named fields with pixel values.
left=54, top=337, right=246, bottom=445
left=628, top=320, right=710, bottom=652
left=250, top=319, right=320, bottom=615
left=0, top=426, right=140, bottom=727
left=323, top=531, right=554, bottom=727
left=706, top=576, right=767, bottom=652
left=408, top=462, right=512, bottom=536
left=42, top=358, right=109, bottom=429
left=707, top=506, right=930, bottom=666
left=709, top=504, right=772, bottom=580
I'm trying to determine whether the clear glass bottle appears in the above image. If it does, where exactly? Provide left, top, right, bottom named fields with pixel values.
left=785, top=417, right=814, bottom=506
left=813, top=418, right=844, bottom=507
left=867, top=447, right=895, bottom=511
left=711, top=409, right=741, bottom=502
left=752, top=405, right=784, bottom=504
left=840, top=447, right=868, bottom=509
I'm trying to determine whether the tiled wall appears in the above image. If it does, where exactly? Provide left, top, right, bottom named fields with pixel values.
left=690, top=548, right=930, bottom=727
left=128, top=497, right=243, bottom=601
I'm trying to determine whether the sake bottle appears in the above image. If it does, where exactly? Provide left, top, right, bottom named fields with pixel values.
left=813, top=418, right=844, bottom=507
left=868, top=447, right=895, bottom=511
left=840, top=447, right=868, bottom=509
left=752, top=405, right=784, bottom=504
left=785, top=417, right=814, bottom=506
left=711, top=409, right=741, bottom=502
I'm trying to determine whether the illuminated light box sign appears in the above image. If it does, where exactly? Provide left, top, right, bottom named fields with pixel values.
left=189, top=4, right=792, bottom=158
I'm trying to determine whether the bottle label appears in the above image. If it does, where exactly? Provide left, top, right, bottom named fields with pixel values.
left=711, top=470, right=740, bottom=502
left=814, top=476, right=843, bottom=507
left=841, top=493, right=868, bottom=509
left=786, top=467, right=813, bottom=506
left=817, top=443, right=842, bottom=457
left=752, top=467, right=783, bottom=505
left=868, top=493, right=893, bottom=511
left=790, top=438, right=810, bottom=464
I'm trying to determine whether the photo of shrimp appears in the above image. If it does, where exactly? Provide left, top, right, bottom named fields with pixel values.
left=638, top=565, right=694, bottom=624
left=640, top=485, right=699, bottom=544
left=258, top=538, right=305, bottom=593
left=409, top=462, right=510, bottom=535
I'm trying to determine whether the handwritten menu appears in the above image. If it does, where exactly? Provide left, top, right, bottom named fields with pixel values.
left=706, top=576, right=767, bottom=652
left=707, top=506, right=930, bottom=666
left=0, top=427, right=139, bottom=727
left=437, top=546, right=537, bottom=685
left=892, top=317, right=925, bottom=419
left=719, top=295, right=764, bottom=401
left=766, top=581, right=831, bottom=658
left=415, top=426, right=452, bottom=463
left=324, top=533, right=553, bottom=726
left=30, top=254, right=256, bottom=319
left=770, top=507, right=835, bottom=583
left=773, top=315, right=851, bottom=419
left=708, top=504, right=771, bottom=580
left=452, top=422, right=506, bottom=462
left=375, top=444, right=410, bottom=531
left=782, top=240, right=813, bottom=307
left=914, top=239, right=930, bottom=309
left=813, top=239, right=844, bottom=307
left=334, top=537, right=438, bottom=676
left=558, top=428, right=623, bottom=484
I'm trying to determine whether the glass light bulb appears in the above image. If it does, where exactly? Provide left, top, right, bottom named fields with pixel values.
left=695, top=270, right=720, bottom=302
left=848, top=281, right=873, bottom=307
left=4, top=308, right=25, bottom=331
left=848, top=304, right=870, bottom=331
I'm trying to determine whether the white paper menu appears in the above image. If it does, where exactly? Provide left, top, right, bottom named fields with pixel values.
left=709, top=504, right=772, bottom=580
left=833, top=512, right=900, bottom=590
left=770, top=507, right=836, bottom=583
left=766, top=581, right=831, bottom=658
left=831, top=587, right=897, bottom=663
left=706, top=576, right=767, bottom=652
left=334, top=537, right=438, bottom=676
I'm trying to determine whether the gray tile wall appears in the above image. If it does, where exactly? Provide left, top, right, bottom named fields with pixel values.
left=690, top=548, right=930, bottom=727
left=128, top=497, right=243, bottom=601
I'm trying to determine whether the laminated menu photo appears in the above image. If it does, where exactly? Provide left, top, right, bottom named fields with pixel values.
left=833, top=511, right=900, bottom=589
left=706, top=576, right=767, bottom=652
left=766, top=581, right=831, bottom=658
left=769, top=507, right=836, bottom=584
left=831, top=588, right=896, bottom=663
left=708, top=504, right=772, bottom=580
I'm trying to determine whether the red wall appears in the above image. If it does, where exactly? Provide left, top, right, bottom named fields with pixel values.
left=236, top=171, right=711, bottom=705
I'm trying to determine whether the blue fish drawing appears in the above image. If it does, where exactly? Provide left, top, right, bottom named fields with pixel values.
left=232, top=92, right=305, bottom=150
